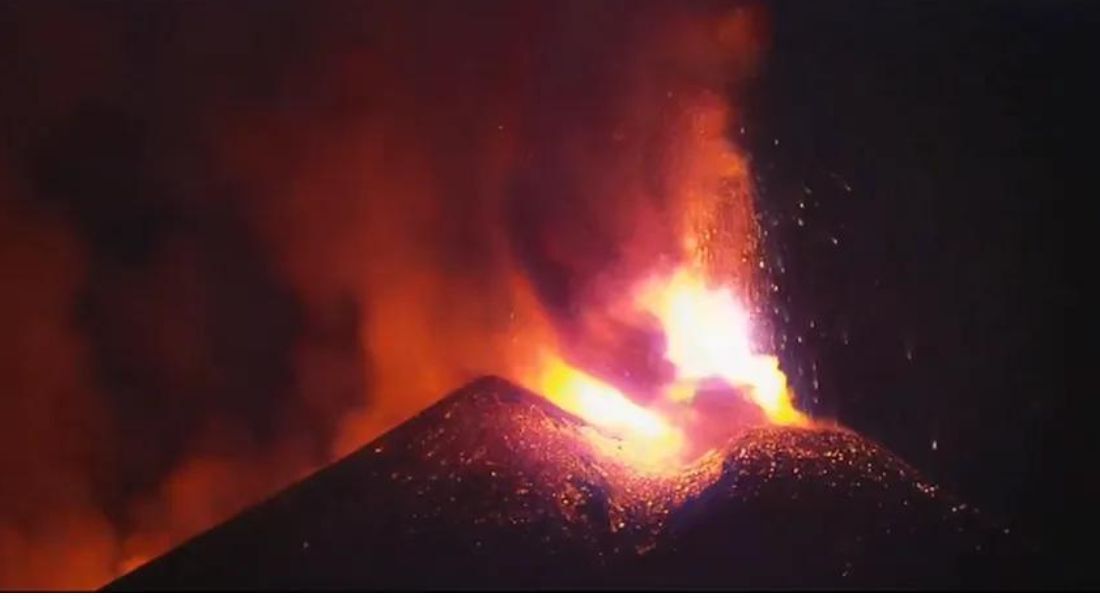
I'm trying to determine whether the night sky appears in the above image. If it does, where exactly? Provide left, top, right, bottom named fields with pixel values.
left=0, top=0, right=1092, bottom=589
left=748, top=0, right=1089, bottom=585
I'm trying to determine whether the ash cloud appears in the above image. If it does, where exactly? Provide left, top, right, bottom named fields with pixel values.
left=0, top=0, right=764, bottom=588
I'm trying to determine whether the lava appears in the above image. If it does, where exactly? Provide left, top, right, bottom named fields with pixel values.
left=525, top=265, right=807, bottom=472
left=638, top=267, right=805, bottom=427
left=533, top=354, right=686, bottom=471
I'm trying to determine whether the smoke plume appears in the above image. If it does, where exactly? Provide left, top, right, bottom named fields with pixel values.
left=0, top=0, right=766, bottom=588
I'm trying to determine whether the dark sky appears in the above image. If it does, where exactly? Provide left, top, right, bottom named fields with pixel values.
left=747, top=0, right=1090, bottom=585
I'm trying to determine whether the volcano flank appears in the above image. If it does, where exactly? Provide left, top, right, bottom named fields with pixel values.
left=107, top=377, right=1030, bottom=590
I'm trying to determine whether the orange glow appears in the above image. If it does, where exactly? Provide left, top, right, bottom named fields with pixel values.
left=0, top=3, right=782, bottom=589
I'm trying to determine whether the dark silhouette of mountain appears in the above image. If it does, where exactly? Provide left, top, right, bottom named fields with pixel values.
left=108, top=376, right=1030, bottom=590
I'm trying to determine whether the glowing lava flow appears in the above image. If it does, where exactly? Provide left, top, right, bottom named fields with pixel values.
left=534, top=355, right=686, bottom=471
left=528, top=266, right=806, bottom=471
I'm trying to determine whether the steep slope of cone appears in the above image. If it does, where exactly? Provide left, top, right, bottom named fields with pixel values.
left=108, top=376, right=1027, bottom=590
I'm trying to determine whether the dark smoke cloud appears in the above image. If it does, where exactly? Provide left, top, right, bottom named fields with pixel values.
left=0, top=0, right=763, bottom=588
left=1, top=1, right=353, bottom=586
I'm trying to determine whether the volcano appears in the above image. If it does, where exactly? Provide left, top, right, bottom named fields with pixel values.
left=107, top=376, right=1031, bottom=590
